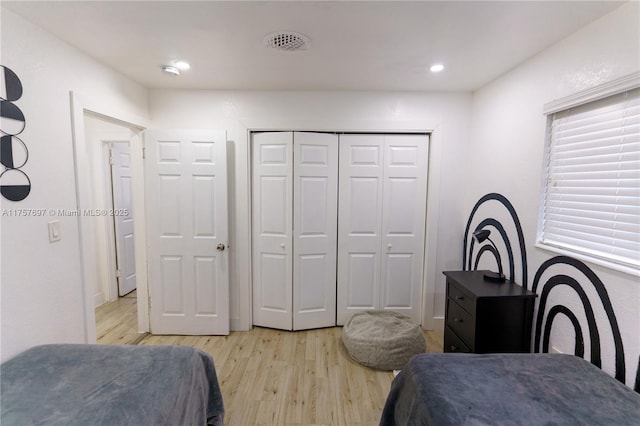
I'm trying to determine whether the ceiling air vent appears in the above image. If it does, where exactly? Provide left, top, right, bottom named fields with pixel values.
left=263, top=31, right=311, bottom=52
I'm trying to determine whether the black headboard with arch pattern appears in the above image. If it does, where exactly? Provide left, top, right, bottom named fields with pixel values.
left=463, top=193, right=528, bottom=287
left=463, top=192, right=636, bottom=388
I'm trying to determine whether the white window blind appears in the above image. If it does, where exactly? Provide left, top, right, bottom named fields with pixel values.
left=540, top=87, right=640, bottom=270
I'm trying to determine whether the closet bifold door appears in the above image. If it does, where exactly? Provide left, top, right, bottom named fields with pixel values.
left=252, top=132, right=294, bottom=330
left=337, top=135, right=384, bottom=325
left=293, top=132, right=338, bottom=330
left=337, top=134, right=428, bottom=325
left=252, top=131, right=338, bottom=331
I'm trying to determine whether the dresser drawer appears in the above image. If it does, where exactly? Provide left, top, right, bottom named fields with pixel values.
left=447, top=281, right=475, bottom=315
left=446, top=298, right=475, bottom=348
left=444, top=326, right=471, bottom=353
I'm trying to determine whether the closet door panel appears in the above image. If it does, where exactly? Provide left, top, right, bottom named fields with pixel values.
left=337, top=135, right=384, bottom=325
left=293, top=132, right=338, bottom=330
left=259, top=177, right=289, bottom=234
left=348, top=177, right=380, bottom=234
left=345, top=252, right=377, bottom=308
left=298, top=254, right=328, bottom=309
left=380, top=135, right=428, bottom=323
left=383, top=253, right=414, bottom=306
left=252, top=132, right=293, bottom=330
left=259, top=253, right=289, bottom=309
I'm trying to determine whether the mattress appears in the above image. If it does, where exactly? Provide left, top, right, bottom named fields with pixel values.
left=380, top=353, right=640, bottom=425
left=1, top=344, right=224, bottom=426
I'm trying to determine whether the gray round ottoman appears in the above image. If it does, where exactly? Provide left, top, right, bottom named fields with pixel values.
left=342, top=310, right=426, bottom=370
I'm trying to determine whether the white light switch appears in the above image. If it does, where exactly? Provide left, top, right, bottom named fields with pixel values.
left=48, top=221, right=61, bottom=242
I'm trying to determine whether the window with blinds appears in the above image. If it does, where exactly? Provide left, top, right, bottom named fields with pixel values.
left=539, top=85, right=639, bottom=271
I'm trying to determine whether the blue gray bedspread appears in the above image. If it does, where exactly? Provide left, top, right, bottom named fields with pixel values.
left=380, top=353, right=640, bottom=425
left=1, top=344, right=224, bottom=426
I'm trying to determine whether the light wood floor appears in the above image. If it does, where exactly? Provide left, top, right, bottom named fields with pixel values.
left=95, top=291, right=143, bottom=345
left=96, top=295, right=443, bottom=425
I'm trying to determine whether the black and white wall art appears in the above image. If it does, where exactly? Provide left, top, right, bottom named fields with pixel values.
left=0, top=65, right=30, bottom=202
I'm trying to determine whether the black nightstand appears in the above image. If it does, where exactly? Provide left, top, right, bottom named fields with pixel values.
left=443, top=270, right=537, bottom=354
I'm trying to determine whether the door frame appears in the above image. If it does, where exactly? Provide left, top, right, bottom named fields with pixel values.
left=234, top=119, right=444, bottom=331
left=70, top=91, right=150, bottom=343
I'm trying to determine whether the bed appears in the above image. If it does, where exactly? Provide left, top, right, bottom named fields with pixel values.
left=380, top=352, right=640, bottom=425
left=0, top=344, right=224, bottom=426
left=380, top=255, right=640, bottom=426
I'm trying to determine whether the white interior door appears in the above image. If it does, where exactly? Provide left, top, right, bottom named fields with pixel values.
left=337, top=135, right=384, bottom=324
left=293, top=132, right=338, bottom=330
left=145, top=129, right=229, bottom=335
left=252, top=132, right=294, bottom=330
left=337, top=134, right=428, bottom=324
left=110, top=143, right=137, bottom=296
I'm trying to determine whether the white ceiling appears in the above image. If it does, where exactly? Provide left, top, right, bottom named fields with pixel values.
left=2, top=1, right=626, bottom=92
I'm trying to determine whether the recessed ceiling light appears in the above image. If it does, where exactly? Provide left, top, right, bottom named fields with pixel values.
left=173, top=60, right=191, bottom=70
left=161, top=65, right=180, bottom=76
left=430, top=64, right=445, bottom=73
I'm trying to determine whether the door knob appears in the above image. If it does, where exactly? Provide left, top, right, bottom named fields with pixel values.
left=216, top=243, right=226, bottom=252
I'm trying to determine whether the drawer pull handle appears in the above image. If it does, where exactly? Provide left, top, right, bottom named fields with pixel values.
left=454, top=317, right=463, bottom=323
left=451, top=345, right=458, bottom=351
left=456, top=296, right=464, bottom=301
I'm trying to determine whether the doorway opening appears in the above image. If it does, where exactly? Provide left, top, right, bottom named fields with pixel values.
left=83, top=112, right=142, bottom=344
left=70, top=92, right=150, bottom=343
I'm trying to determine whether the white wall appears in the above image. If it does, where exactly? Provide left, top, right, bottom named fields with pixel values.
left=0, top=9, right=149, bottom=362
left=149, top=90, right=472, bottom=330
left=468, top=2, right=639, bottom=386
